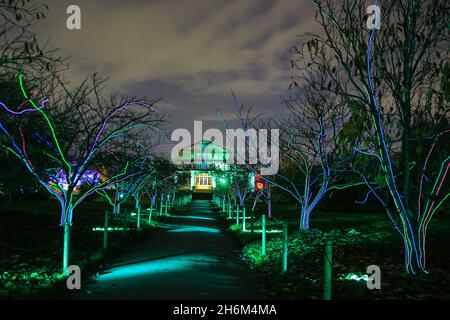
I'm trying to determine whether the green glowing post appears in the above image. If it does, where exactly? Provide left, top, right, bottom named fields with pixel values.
left=159, top=200, right=163, bottom=216
left=165, top=197, right=169, bottom=215
left=323, top=240, right=333, bottom=300
left=282, top=224, right=288, bottom=273
left=148, top=204, right=153, bottom=224
left=63, top=223, right=70, bottom=275
left=222, top=197, right=226, bottom=212
left=137, top=205, right=141, bottom=230
left=262, top=214, right=266, bottom=255
left=228, top=199, right=232, bottom=219
left=103, top=210, right=109, bottom=251
left=236, top=206, right=239, bottom=226
left=242, top=207, right=246, bottom=231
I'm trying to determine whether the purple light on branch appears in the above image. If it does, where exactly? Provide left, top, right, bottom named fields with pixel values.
left=51, top=168, right=102, bottom=190
left=74, top=101, right=157, bottom=186
left=86, top=102, right=156, bottom=161
left=0, top=99, right=48, bottom=115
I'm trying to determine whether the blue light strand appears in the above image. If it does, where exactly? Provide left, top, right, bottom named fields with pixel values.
left=366, top=0, right=421, bottom=273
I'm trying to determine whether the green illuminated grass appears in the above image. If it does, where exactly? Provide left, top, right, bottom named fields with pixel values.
left=0, top=197, right=157, bottom=299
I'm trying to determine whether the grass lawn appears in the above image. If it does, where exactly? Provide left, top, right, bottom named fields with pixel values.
left=220, top=201, right=450, bottom=300
left=0, top=197, right=157, bottom=299
left=2, top=197, right=449, bottom=300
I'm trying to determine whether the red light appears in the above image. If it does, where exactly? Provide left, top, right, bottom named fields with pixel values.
left=256, top=182, right=264, bottom=190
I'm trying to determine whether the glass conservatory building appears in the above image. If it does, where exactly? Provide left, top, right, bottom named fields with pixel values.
left=175, top=140, right=232, bottom=197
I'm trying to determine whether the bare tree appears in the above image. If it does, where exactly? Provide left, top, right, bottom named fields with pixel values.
left=0, top=0, right=62, bottom=76
left=219, top=90, right=351, bottom=229
left=293, top=0, right=449, bottom=273
left=0, top=72, right=166, bottom=274
left=274, top=77, right=352, bottom=229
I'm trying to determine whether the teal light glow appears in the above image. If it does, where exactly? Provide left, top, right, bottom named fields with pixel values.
left=338, top=273, right=369, bottom=282
left=241, top=229, right=282, bottom=234
left=249, top=172, right=255, bottom=191
left=168, top=226, right=221, bottom=233
left=190, top=172, right=195, bottom=189
left=212, top=175, right=216, bottom=188
left=96, top=254, right=219, bottom=281
left=217, top=174, right=229, bottom=187
left=171, top=215, right=217, bottom=221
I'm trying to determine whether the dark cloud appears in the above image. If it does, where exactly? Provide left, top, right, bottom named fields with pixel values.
left=35, top=0, right=318, bottom=132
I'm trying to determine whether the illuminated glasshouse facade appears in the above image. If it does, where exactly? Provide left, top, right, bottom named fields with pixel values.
left=175, top=140, right=232, bottom=197
left=175, top=140, right=266, bottom=199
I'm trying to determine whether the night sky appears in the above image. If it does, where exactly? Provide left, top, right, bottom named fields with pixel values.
left=35, top=0, right=319, bottom=136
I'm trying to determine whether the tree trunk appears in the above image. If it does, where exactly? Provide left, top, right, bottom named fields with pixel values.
left=160, top=194, right=164, bottom=216
left=401, top=106, right=411, bottom=212
left=165, top=196, right=168, bottom=215
left=300, top=206, right=310, bottom=229
left=114, top=202, right=121, bottom=215
left=402, top=221, right=424, bottom=274
left=300, top=173, right=311, bottom=229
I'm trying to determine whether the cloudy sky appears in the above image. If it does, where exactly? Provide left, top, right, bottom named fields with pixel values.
left=36, top=0, right=319, bottom=137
